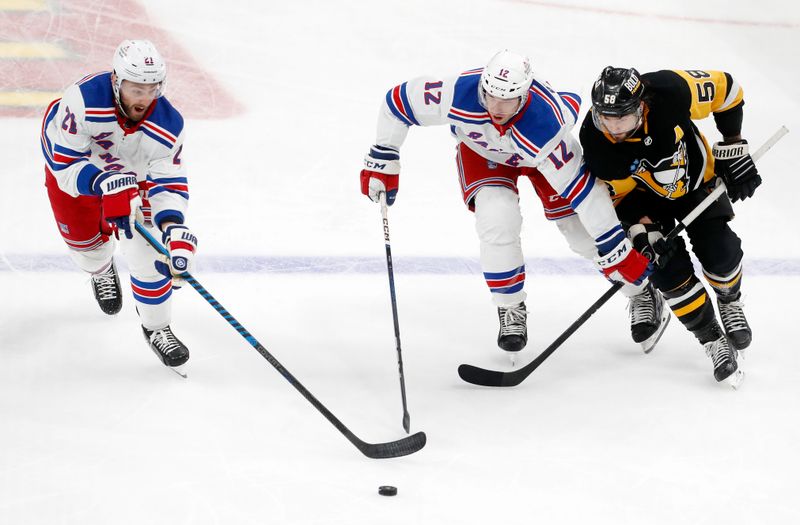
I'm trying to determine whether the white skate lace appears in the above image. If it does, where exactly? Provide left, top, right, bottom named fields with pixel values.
left=150, top=328, right=181, bottom=356
left=499, top=304, right=527, bottom=336
left=629, top=287, right=656, bottom=326
left=718, top=299, right=748, bottom=332
left=92, top=267, right=119, bottom=301
left=704, top=337, right=733, bottom=369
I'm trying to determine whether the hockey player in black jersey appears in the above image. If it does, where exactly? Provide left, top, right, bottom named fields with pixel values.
left=579, top=66, right=761, bottom=385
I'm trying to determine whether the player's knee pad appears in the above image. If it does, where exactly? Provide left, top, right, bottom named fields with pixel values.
left=67, top=240, right=115, bottom=273
left=474, top=186, right=522, bottom=246
left=555, top=215, right=596, bottom=260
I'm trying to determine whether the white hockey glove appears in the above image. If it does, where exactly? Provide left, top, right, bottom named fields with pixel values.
left=360, top=145, right=400, bottom=205
left=155, top=225, right=198, bottom=286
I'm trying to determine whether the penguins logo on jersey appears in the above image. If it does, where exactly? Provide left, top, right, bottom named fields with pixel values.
left=631, top=140, right=690, bottom=200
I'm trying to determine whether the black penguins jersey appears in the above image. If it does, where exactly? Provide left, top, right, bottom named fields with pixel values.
left=579, top=69, right=744, bottom=202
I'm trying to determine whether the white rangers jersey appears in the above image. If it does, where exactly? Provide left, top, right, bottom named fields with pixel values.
left=41, top=71, right=188, bottom=229
left=375, top=68, right=627, bottom=254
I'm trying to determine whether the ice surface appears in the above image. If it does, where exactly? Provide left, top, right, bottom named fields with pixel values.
left=2, top=1, right=799, bottom=524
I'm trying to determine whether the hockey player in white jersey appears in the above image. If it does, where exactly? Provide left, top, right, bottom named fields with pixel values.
left=361, top=50, right=661, bottom=357
left=41, top=40, right=197, bottom=369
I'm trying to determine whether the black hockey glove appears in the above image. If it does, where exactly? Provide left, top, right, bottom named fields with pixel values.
left=629, top=223, right=674, bottom=270
left=651, top=237, right=678, bottom=270
left=713, top=140, right=762, bottom=202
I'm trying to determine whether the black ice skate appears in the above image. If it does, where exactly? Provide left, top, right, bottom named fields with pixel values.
left=142, top=325, right=190, bottom=368
left=628, top=283, right=671, bottom=353
left=703, top=335, right=743, bottom=388
left=91, top=260, right=122, bottom=315
left=497, top=302, right=528, bottom=359
left=717, top=295, right=752, bottom=352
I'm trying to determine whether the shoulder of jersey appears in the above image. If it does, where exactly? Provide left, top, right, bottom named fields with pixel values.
left=510, top=79, right=579, bottom=155
left=448, top=68, right=493, bottom=125
left=640, top=70, right=686, bottom=99
left=73, top=72, right=116, bottom=122
left=144, top=96, right=184, bottom=147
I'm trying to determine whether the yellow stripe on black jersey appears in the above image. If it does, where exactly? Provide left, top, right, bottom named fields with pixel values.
left=671, top=70, right=744, bottom=120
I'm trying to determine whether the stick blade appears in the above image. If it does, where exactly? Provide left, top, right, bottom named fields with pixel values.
left=402, top=412, right=410, bottom=434
left=457, top=363, right=518, bottom=387
left=358, top=431, right=426, bottom=459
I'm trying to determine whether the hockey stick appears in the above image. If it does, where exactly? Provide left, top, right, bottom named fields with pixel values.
left=458, top=125, right=789, bottom=387
left=134, top=222, right=426, bottom=459
left=379, top=192, right=412, bottom=434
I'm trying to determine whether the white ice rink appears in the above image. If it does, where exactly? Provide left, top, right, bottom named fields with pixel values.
left=2, top=1, right=800, bottom=524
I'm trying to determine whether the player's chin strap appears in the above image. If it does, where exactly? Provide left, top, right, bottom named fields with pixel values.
left=457, top=125, right=789, bottom=388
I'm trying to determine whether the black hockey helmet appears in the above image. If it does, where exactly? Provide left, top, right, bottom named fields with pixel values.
left=590, top=66, right=644, bottom=116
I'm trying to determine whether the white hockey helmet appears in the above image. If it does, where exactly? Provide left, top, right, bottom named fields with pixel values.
left=479, top=50, right=534, bottom=108
left=111, top=39, right=167, bottom=106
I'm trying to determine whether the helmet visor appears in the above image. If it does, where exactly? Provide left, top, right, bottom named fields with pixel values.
left=592, top=106, right=642, bottom=140
left=119, top=79, right=163, bottom=100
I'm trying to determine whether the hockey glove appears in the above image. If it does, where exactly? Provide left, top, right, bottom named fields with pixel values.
left=713, top=139, right=762, bottom=202
left=161, top=224, right=198, bottom=276
left=360, top=145, right=400, bottom=205
left=594, top=237, right=654, bottom=286
left=96, top=171, right=142, bottom=239
left=629, top=223, right=674, bottom=269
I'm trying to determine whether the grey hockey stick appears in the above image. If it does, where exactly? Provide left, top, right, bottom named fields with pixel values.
left=379, top=191, right=412, bottom=434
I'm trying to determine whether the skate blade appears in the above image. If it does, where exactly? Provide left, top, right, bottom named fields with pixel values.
left=508, top=353, right=517, bottom=367
left=168, top=364, right=188, bottom=379
left=641, top=312, right=671, bottom=354
left=724, top=369, right=744, bottom=390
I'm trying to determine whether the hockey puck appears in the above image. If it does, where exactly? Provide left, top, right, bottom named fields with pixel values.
left=378, top=485, right=397, bottom=496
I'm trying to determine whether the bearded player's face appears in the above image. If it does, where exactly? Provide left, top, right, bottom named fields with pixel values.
left=118, top=79, right=160, bottom=122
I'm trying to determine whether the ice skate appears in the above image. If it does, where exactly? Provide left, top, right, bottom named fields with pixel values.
left=703, top=335, right=741, bottom=387
left=497, top=302, right=527, bottom=364
left=142, top=325, right=190, bottom=368
left=91, top=260, right=122, bottom=315
left=717, top=295, right=752, bottom=352
left=628, top=283, right=670, bottom=353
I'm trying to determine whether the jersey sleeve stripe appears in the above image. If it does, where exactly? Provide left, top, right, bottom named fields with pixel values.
left=560, top=163, right=589, bottom=200
left=717, top=77, right=743, bottom=113
left=448, top=107, right=493, bottom=125
left=85, top=107, right=117, bottom=123
left=567, top=171, right=595, bottom=207
left=385, top=83, right=419, bottom=126
left=558, top=91, right=581, bottom=121
left=75, top=163, right=103, bottom=195
left=595, top=224, right=626, bottom=254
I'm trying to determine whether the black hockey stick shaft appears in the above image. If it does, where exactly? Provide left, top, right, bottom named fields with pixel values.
left=458, top=125, right=789, bottom=388
left=135, top=222, right=426, bottom=458
left=379, top=192, right=411, bottom=434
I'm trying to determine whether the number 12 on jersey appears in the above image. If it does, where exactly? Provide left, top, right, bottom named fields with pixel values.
left=547, top=140, right=574, bottom=170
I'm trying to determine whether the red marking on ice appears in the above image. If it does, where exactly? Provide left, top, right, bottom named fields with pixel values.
left=1, top=0, right=242, bottom=118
